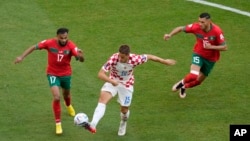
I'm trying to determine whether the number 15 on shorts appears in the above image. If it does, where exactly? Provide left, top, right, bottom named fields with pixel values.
left=124, top=96, right=131, bottom=105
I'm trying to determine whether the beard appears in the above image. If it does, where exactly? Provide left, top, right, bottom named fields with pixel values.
left=59, top=41, right=67, bottom=47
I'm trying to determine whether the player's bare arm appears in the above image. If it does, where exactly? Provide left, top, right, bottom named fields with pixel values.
left=14, top=45, right=36, bottom=64
left=146, top=54, right=176, bottom=66
left=98, top=69, right=119, bottom=86
left=163, top=26, right=184, bottom=40
left=204, top=43, right=228, bottom=51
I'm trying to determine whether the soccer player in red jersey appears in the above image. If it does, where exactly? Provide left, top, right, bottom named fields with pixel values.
left=14, top=28, right=84, bottom=134
left=83, top=44, right=176, bottom=136
left=163, top=12, right=227, bottom=98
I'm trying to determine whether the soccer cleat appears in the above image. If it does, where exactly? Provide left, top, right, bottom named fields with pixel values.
left=66, top=105, right=75, bottom=117
left=82, top=122, right=96, bottom=134
left=179, top=88, right=186, bottom=98
left=56, top=123, right=63, bottom=135
left=118, top=120, right=127, bottom=136
left=172, top=80, right=184, bottom=92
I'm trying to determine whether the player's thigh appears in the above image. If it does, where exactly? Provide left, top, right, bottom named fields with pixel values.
left=200, top=59, right=215, bottom=76
left=191, top=53, right=203, bottom=67
left=101, top=82, right=118, bottom=97
left=117, top=85, right=133, bottom=107
left=60, top=76, right=72, bottom=90
left=47, top=75, right=61, bottom=87
left=99, top=91, right=113, bottom=104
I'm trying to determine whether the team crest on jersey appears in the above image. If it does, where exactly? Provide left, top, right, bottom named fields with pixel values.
left=64, top=50, right=70, bottom=54
left=209, top=36, right=215, bottom=41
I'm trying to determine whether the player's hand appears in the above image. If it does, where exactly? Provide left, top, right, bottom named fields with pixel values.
left=111, top=80, right=119, bottom=86
left=165, top=59, right=176, bottom=65
left=163, top=34, right=171, bottom=40
left=77, top=49, right=84, bottom=62
left=78, top=49, right=83, bottom=53
left=14, top=56, right=23, bottom=64
left=204, top=42, right=212, bottom=49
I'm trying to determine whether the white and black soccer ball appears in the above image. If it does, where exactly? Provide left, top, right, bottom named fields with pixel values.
left=74, top=113, right=89, bottom=126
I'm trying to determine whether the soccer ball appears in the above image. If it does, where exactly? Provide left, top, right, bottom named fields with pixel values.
left=74, top=113, right=89, bottom=126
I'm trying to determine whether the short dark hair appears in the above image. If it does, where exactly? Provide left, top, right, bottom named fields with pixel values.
left=119, top=44, right=130, bottom=55
left=199, top=12, right=211, bottom=19
left=57, top=28, right=69, bottom=35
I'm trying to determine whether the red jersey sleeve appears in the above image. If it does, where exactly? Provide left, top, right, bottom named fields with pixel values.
left=67, top=41, right=79, bottom=57
left=36, top=39, right=50, bottom=50
left=183, top=23, right=199, bottom=33
left=214, top=27, right=226, bottom=46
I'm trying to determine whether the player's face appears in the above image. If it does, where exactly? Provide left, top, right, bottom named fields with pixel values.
left=57, top=33, right=68, bottom=47
left=118, top=53, right=129, bottom=63
left=198, top=17, right=211, bottom=32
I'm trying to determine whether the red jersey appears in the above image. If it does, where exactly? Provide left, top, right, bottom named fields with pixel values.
left=35, top=38, right=78, bottom=76
left=184, top=23, right=226, bottom=62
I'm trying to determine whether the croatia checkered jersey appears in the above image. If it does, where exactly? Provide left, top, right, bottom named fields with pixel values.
left=102, top=53, right=148, bottom=87
left=35, top=39, right=79, bottom=76
left=184, top=23, right=226, bottom=62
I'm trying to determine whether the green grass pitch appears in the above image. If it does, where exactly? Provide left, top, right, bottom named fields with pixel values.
left=0, top=0, right=249, bottom=141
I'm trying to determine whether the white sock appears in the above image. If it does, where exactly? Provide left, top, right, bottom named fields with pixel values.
left=120, top=110, right=130, bottom=121
left=91, top=103, right=106, bottom=128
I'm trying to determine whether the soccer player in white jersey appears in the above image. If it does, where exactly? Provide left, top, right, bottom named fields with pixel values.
left=83, top=44, right=176, bottom=136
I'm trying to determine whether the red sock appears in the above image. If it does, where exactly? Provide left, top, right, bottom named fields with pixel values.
left=185, top=80, right=201, bottom=88
left=53, top=100, right=61, bottom=123
left=183, top=73, right=198, bottom=84
left=64, top=96, right=71, bottom=106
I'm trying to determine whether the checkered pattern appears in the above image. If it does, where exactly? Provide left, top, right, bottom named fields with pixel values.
left=102, top=53, right=147, bottom=87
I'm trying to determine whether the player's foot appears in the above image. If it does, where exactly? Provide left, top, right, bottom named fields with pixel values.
left=172, top=80, right=184, bottom=92
left=66, top=104, right=75, bottom=117
left=179, top=88, right=186, bottom=98
left=118, top=120, right=127, bottom=136
left=56, top=122, right=63, bottom=135
left=82, top=122, right=96, bottom=134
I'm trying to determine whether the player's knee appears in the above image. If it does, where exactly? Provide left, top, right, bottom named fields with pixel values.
left=194, top=80, right=202, bottom=86
left=52, top=92, right=61, bottom=100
